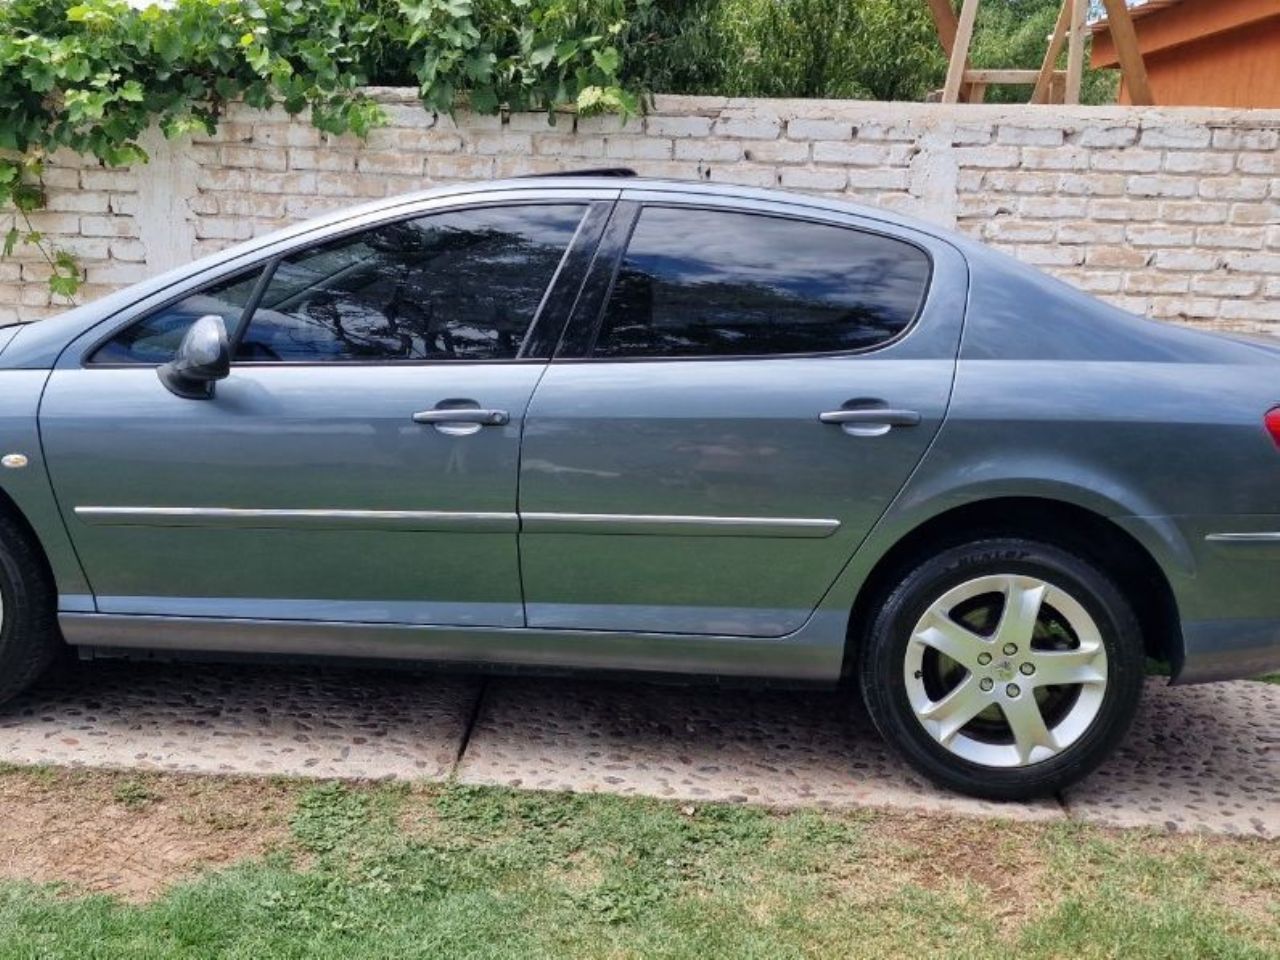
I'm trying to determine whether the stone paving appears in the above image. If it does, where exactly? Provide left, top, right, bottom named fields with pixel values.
left=0, top=661, right=1275, bottom=837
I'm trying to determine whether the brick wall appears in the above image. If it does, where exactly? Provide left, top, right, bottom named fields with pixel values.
left=6, top=91, right=1280, bottom=333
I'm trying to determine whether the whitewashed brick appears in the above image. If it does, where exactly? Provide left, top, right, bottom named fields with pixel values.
left=1015, top=245, right=1083, bottom=267
left=1018, top=196, right=1088, bottom=219
left=1140, top=126, right=1211, bottom=149
left=534, top=135, right=607, bottom=158
left=356, top=153, right=425, bottom=176
left=1239, top=153, right=1280, bottom=176
left=813, top=142, right=912, bottom=166
left=427, top=155, right=495, bottom=180
left=1127, top=175, right=1197, bottom=199
left=1126, top=273, right=1191, bottom=295
left=779, top=167, right=846, bottom=191
left=1163, top=152, right=1235, bottom=175
left=982, top=170, right=1061, bottom=194
left=1197, top=226, right=1267, bottom=250
left=1153, top=250, right=1221, bottom=271
left=1057, top=221, right=1125, bottom=244
left=742, top=140, right=810, bottom=163
left=1090, top=150, right=1162, bottom=173
left=1224, top=252, right=1280, bottom=274
left=45, top=192, right=110, bottom=214
left=646, top=115, right=714, bottom=138
left=289, top=149, right=356, bottom=172
left=78, top=216, right=137, bottom=238
left=997, top=126, right=1064, bottom=146
left=675, top=139, right=743, bottom=163
left=985, top=220, right=1056, bottom=242
left=1072, top=126, right=1138, bottom=148
left=787, top=119, right=852, bottom=140
left=1020, top=147, right=1089, bottom=171
left=1191, top=275, right=1260, bottom=297
left=1086, top=247, right=1152, bottom=269
left=605, top=137, right=674, bottom=160
left=1127, top=224, right=1195, bottom=247
left=1220, top=299, right=1280, bottom=322
left=1200, top=177, right=1269, bottom=201
left=1161, top=201, right=1230, bottom=224
left=713, top=116, right=781, bottom=140
left=109, top=239, right=148, bottom=262
left=1212, top=128, right=1280, bottom=151
left=195, top=217, right=253, bottom=241
left=847, top=168, right=910, bottom=191
left=953, top=145, right=1021, bottom=169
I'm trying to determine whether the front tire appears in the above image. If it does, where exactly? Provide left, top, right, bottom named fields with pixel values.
left=859, top=537, right=1144, bottom=801
left=0, top=513, right=60, bottom=706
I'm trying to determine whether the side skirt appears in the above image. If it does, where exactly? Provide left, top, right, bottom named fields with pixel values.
left=58, top=613, right=848, bottom=683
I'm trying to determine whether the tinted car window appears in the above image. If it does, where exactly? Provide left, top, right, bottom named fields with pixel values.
left=593, top=207, right=930, bottom=359
left=236, top=204, right=585, bottom=362
left=92, top=270, right=262, bottom=364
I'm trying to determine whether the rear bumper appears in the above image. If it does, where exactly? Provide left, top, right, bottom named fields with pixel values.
left=1174, top=618, right=1280, bottom=684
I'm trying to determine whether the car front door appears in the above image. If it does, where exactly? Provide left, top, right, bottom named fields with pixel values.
left=517, top=195, right=967, bottom=637
left=40, top=196, right=611, bottom=627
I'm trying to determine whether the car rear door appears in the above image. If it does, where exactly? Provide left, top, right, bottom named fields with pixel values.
left=517, top=193, right=967, bottom=637
left=40, top=193, right=613, bottom=628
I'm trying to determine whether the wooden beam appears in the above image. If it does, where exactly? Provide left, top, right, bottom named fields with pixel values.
left=1100, top=0, right=1154, bottom=105
left=1032, top=0, right=1072, bottom=104
left=926, top=0, right=960, bottom=56
left=1064, top=0, right=1087, bottom=105
left=928, top=0, right=982, bottom=102
left=943, top=0, right=982, bottom=104
left=964, top=69, right=1064, bottom=85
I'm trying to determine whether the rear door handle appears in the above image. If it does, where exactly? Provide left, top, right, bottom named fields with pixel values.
left=819, top=408, right=921, bottom=427
left=412, top=409, right=510, bottom=426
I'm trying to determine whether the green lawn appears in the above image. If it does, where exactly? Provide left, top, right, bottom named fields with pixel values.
left=0, top=770, right=1275, bottom=960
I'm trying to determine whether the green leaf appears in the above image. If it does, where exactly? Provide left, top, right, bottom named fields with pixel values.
left=2, top=228, right=19, bottom=258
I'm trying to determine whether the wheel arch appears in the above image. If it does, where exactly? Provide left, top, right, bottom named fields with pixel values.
left=842, top=496, right=1183, bottom=678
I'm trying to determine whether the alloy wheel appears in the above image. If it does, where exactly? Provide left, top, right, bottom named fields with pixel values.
left=903, top=574, right=1109, bottom=768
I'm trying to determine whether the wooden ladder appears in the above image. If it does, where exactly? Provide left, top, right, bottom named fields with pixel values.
left=929, top=0, right=1153, bottom=105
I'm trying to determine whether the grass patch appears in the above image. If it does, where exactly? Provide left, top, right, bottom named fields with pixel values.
left=0, top=768, right=1275, bottom=958
left=1259, top=674, right=1279, bottom=685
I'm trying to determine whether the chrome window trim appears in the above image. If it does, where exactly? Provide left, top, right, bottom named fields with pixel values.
left=561, top=195, right=937, bottom=363
left=1205, top=532, right=1280, bottom=543
left=71, top=189, right=621, bottom=369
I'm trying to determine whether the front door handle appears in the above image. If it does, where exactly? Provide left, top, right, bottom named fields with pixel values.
left=412, top=408, right=510, bottom=426
left=818, top=408, right=922, bottom=427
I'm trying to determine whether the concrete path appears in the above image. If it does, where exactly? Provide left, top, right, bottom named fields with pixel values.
left=0, top=662, right=1274, bottom=838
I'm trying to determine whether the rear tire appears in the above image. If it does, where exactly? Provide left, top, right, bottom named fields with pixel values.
left=858, top=537, right=1144, bottom=801
left=0, top=513, right=60, bottom=706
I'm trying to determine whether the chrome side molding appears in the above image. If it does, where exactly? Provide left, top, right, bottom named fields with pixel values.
left=74, top=506, right=519, bottom=533
left=1205, top=532, right=1280, bottom=544
left=521, top=512, right=840, bottom=538
left=74, top=506, right=840, bottom=539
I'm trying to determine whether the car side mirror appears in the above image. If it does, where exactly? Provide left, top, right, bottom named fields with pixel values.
left=157, top=314, right=231, bottom=400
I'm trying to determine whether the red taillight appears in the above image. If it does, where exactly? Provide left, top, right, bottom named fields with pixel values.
left=1267, top=407, right=1280, bottom=449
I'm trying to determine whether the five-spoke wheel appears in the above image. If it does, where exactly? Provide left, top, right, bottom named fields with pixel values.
left=859, top=538, right=1144, bottom=801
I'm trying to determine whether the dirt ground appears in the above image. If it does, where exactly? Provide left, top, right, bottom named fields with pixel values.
left=0, top=767, right=299, bottom=900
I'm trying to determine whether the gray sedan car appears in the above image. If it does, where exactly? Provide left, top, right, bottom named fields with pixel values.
left=0, top=172, right=1276, bottom=799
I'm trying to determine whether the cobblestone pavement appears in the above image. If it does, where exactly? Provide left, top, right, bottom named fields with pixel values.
left=0, top=662, right=1275, bottom=837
